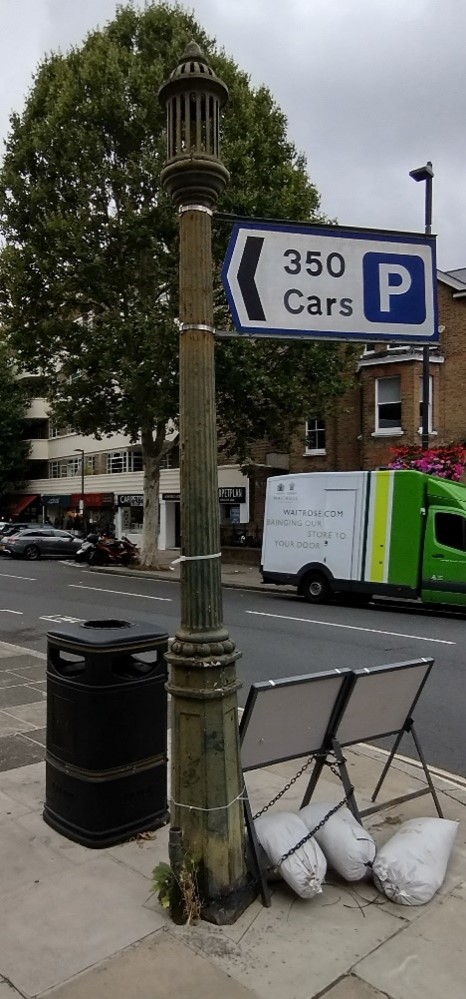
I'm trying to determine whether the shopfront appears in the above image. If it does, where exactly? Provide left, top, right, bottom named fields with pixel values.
left=44, top=492, right=114, bottom=531
left=4, top=493, right=42, bottom=522
left=115, top=494, right=144, bottom=542
left=44, top=495, right=72, bottom=526
left=159, top=484, right=248, bottom=549
left=74, top=493, right=114, bottom=531
left=218, top=486, right=247, bottom=535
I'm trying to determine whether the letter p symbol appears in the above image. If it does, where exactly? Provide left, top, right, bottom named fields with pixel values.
left=378, top=263, right=411, bottom=312
left=363, top=252, right=426, bottom=325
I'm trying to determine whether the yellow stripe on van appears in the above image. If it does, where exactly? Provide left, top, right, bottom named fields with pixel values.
left=369, top=472, right=393, bottom=583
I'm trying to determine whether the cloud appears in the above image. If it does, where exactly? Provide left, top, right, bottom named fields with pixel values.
left=1, top=0, right=465, bottom=267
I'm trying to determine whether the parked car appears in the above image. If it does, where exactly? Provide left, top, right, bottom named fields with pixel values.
left=0, top=521, right=38, bottom=537
left=0, top=527, right=84, bottom=561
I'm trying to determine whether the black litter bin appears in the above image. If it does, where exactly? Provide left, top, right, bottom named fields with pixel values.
left=43, top=619, right=169, bottom=847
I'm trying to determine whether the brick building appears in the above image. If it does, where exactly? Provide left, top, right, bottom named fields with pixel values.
left=287, top=269, right=466, bottom=474
left=247, top=269, right=466, bottom=540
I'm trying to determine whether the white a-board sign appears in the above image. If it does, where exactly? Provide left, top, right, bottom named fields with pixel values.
left=333, top=658, right=432, bottom=746
left=239, top=657, right=440, bottom=909
left=240, top=668, right=351, bottom=772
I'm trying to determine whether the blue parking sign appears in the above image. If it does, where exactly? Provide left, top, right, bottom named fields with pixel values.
left=222, top=221, right=437, bottom=343
left=363, top=252, right=426, bottom=325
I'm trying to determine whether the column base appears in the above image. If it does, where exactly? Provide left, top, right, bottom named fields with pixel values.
left=201, top=877, right=258, bottom=925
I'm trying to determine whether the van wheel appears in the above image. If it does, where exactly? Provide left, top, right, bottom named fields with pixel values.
left=302, top=572, right=331, bottom=604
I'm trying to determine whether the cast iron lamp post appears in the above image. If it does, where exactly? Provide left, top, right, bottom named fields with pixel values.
left=159, top=43, right=249, bottom=923
left=409, top=161, right=434, bottom=451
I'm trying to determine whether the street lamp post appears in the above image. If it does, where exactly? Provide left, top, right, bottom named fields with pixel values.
left=74, top=448, right=85, bottom=531
left=159, top=44, right=250, bottom=923
left=409, top=161, right=434, bottom=451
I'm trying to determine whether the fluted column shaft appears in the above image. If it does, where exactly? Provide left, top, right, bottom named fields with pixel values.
left=166, top=206, right=248, bottom=920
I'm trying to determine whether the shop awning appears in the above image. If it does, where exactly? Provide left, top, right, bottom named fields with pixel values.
left=8, top=494, right=39, bottom=516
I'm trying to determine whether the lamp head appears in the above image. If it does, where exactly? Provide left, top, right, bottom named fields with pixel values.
left=409, top=161, right=434, bottom=183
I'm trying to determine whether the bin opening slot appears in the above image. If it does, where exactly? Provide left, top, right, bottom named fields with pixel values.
left=112, top=653, right=161, bottom=679
left=81, top=619, right=133, bottom=630
left=52, top=651, right=86, bottom=677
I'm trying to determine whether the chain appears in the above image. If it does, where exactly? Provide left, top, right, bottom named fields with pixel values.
left=252, top=750, right=354, bottom=872
left=198, top=754, right=354, bottom=907
left=270, top=790, right=352, bottom=871
left=252, top=755, right=316, bottom=821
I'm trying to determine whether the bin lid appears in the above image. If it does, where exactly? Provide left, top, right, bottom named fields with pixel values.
left=47, top=619, right=169, bottom=653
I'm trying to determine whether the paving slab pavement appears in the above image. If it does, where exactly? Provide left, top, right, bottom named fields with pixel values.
left=42, top=931, right=257, bottom=999
left=0, top=631, right=465, bottom=999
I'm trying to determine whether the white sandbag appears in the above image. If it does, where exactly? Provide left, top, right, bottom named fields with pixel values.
left=372, top=817, right=458, bottom=905
left=255, top=811, right=326, bottom=899
left=299, top=802, right=376, bottom=881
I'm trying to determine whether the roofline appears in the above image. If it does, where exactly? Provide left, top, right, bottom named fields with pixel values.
left=437, top=269, right=466, bottom=292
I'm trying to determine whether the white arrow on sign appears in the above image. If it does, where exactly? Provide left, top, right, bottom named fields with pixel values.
left=221, top=221, right=438, bottom=344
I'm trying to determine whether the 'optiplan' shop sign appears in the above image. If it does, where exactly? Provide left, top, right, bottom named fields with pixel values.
left=222, top=221, right=438, bottom=344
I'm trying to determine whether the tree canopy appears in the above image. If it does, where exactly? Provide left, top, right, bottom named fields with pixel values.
left=0, top=347, right=31, bottom=503
left=0, top=1, right=354, bottom=560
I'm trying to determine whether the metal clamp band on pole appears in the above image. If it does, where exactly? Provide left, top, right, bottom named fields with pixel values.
left=178, top=204, right=213, bottom=216
left=180, top=323, right=215, bottom=334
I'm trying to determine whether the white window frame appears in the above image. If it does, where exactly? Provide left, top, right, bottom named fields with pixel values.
left=129, top=450, right=143, bottom=472
left=50, top=461, right=69, bottom=478
left=375, top=376, right=402, bottom=434
left=67, top=457, right=81, bottom=476
left=49, top=425, right=73, bottom=438
left=107, top=451, right=129, bottom=474
left=305, top=417, right=326, bottom=455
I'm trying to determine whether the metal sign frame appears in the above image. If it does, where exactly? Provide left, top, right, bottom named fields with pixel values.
left=301, top=658, right=441, bottom=821
left=240, top=668, right=354, bottom=906
left=240, top=658, right=441, bottom=906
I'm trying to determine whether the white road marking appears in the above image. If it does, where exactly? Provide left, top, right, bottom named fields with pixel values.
left=0, top=573, right=36, bottom=581
left=70, top=584, right=172, bottom=602
left=0, top=609, right=23, bottom=614
left=245, top=610, right=456, bottom=645
left=40, top=615, right=85, bottom=624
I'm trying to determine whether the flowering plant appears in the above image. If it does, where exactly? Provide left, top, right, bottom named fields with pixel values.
left=388, top=443, right=466, bottom=481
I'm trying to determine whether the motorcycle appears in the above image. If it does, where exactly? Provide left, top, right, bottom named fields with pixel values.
left=74, top=533, right=100, bottom=564
left=87, top=535, right=140, bottom=567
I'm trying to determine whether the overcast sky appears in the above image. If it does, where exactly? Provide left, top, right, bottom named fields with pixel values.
left=1, top=0, right=465, bottom=270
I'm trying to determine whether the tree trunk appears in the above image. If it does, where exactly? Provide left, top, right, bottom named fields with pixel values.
left=139, top=426, right=162, bottom=568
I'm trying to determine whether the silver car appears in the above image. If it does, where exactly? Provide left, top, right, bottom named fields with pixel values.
left=0, top=527, right=83, bottom=561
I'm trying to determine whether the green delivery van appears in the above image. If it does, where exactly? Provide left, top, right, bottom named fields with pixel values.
left=261, top=469, right=466, bottom=607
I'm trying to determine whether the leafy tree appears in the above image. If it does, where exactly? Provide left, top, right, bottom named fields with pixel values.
left=0, top=345, right=31, bottom=504
left=0, top=1, right=354, bottom=564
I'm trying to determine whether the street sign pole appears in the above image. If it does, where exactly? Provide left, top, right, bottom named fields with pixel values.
left=159, top=44, right=250, bottom=925
left=410, top=162, right=434, bottom=450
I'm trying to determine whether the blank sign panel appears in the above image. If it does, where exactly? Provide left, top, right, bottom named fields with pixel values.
left=240, top=670, right=351, bottom=772
left=333, top=658, right=433, bottom=746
